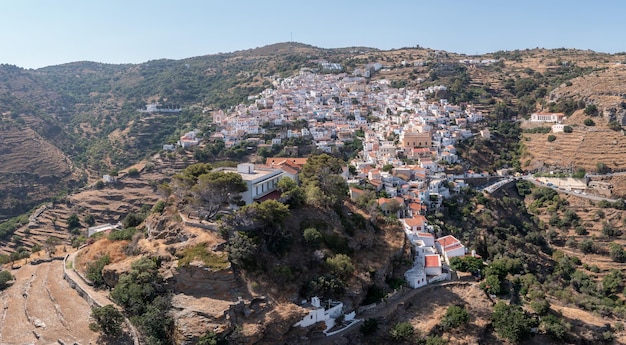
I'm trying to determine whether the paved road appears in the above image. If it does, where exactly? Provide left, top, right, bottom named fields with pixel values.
left=520, top=176, right=619, bottom=202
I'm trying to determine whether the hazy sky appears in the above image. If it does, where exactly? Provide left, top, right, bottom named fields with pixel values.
left=1, top=0, right=624, bottom=69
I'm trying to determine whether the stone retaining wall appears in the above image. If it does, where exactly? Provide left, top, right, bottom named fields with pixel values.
left=63, top=254, right=140, bottom=345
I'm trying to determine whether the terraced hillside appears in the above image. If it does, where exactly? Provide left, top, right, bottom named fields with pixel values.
left=0, top=126, right=76, bottom=219
left=522, top=112, right=626, bottom=172
left=0, top=153, right=182, bottom=256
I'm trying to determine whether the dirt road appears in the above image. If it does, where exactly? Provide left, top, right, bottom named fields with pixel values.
left=0, top=260, right=100, bottom=344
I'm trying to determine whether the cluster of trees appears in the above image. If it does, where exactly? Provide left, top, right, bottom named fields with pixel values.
left=170, top=163, right=247, bottom=221
left=110, top=257, right=173, bottom=344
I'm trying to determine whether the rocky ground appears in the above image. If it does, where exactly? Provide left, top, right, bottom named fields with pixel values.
left=0, top=256, right=100, bottom=344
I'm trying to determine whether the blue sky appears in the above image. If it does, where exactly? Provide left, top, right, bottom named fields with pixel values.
left=1, top=0, right=624, bottom=69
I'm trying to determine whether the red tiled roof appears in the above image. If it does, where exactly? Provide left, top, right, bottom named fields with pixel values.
left=416, top=232, right=433, bottom=238
left=445, top=243, right=465, bottom=253
left=437, top=235, right=461, bottom=248
left=424, top=255, right=441, bottom=268
left=404, top=215, right=426, bottom=227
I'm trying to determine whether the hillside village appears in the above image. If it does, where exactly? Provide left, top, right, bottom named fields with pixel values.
left=158, top=68, right=500, bottom=325
left=4, top=44, right=626, bottom=344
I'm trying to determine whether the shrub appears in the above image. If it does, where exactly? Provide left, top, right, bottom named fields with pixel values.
left=583, top=118, right=595, bottom=126
left=122, top=212, right=145, bottom=228
left=609, top=243, right=626, bottom=263
left=441, top=305, right=469, bottom=330
left=563, top=125, right=573, bottom=133
left=0, top=270, right=14, bottom=289
left=128, top=168, right=140, bottom=177
left=303, top=227, right=323, bottom=246
left=108, top=227, right=137, bottom=241
left=547, top=135, right=556, bottom=142
left=197, top=332, right=219, bottom=345
left=325, top=254, right=355, bottom=278
left=389, top=322, right=414, bottom=341
left=608, top=121, right=623, bottom=131
left=584, top=104, right=599, bottom=116
left=425, top=336, right=448, bottom=345
left=530, top=299, right=550, bottom=315
left=578, top=239, right=596, bottom=254
left=602, top=222, right=622, bottom=237
left=86, top=254, right=111, bottom=289
left=542, top=314, right=569, bottom=341
left=152, top=200, right=166, bottom=214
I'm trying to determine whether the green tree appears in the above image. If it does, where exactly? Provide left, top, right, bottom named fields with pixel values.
left=67, top=214, right=81, bottom=230
left=609, top=243, right=626, bottom=262
left=86, top=254, right=111, bottom=289
left=227, top=233, right=258, bottom=270
left=449, top=256, right=483, bottom=275
left=300, top=154, right=348, bottom=208
left=122, top=212, right=145, bottom=228
left=84, top=213, right=96, bottom=226
left=492, top=302, right=533, bottom=343
left=583, top=118, right=595, bottom=126
left=547, top=135, right=556, bottom=142
left=601, top=269, right=624, bottom=296
left=111, top=257, right=161, bottom=316
left=307, top=275, right=345, bottom=299
left=191, top=171, right=248, bottom=220
left=89, top=305, right=124, bottom=337
left=541, top=314, right=569, bottom=341
left=277, top=176, right=305, bottom=208
left=530, top=299, right=550, bottom=315
left=326, top=254, right=355, bottom=278
left=584, top=104, right=598, bottom=116
left=389, top=322, right=414, bottom=341
left=480, top=274, right=503, bottom=295
left=563, top=125, right=573, bottom=133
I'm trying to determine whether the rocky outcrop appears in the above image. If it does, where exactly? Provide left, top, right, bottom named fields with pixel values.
left=169, top=263, right=236, bottom=297
left=101, top=257, right=135, bottom=287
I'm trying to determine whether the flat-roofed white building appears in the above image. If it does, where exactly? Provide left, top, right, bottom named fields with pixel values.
left=221, top=164, right=284, bottom=204
left=530, top=112, right=565, bottom=123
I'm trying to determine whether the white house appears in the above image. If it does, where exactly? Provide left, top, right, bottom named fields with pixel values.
left=415, top=232, right=435, bottom=247
left=221, top=164, right=284, bottom=205
left=424, top=254, right=442, bottom=276
left=404, top=264, right=427, bottom=288
left=402, top=215, right=427, bottom=233
left=294, top=297, right=343, bottom=330
left=552, top=124, right=565, bottom=133
left=530, top=112, right=565, bottom=123
left=435, top=235, right=466, bottom=264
